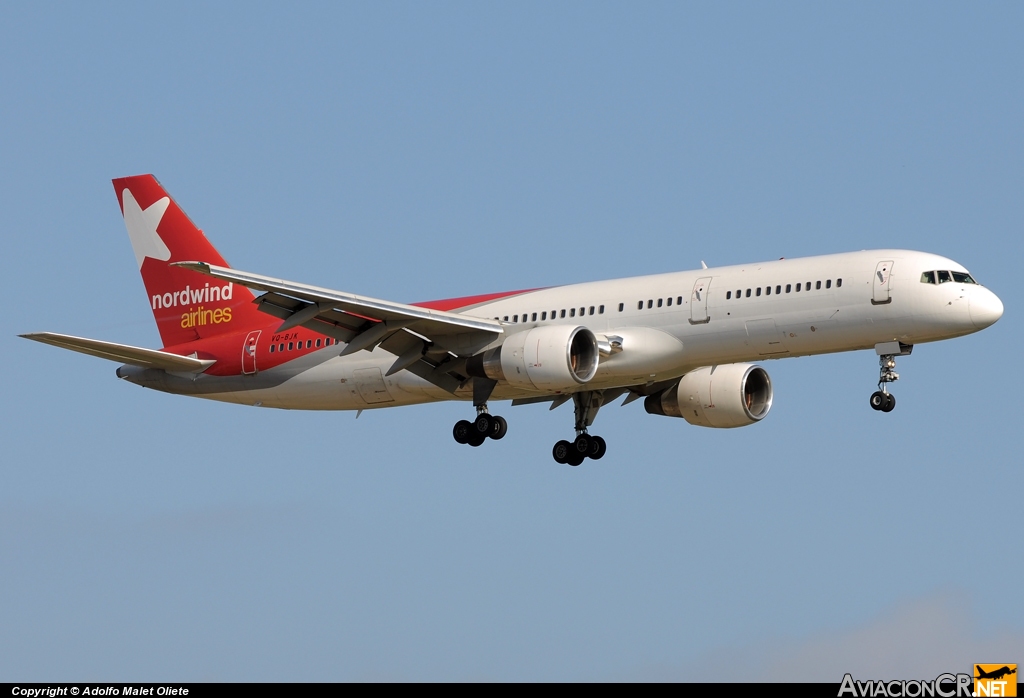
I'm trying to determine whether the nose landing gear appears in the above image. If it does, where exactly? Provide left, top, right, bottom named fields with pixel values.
left=869, top=342, right=912, bottom=413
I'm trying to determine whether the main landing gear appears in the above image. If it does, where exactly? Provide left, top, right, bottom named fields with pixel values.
left=453, top=377, right=507, bottom=447
left=453, top=409, right=507, bottom=446
left=552, top=391, right=608, bottom=466
left=869, top=343, right=911, bottom=413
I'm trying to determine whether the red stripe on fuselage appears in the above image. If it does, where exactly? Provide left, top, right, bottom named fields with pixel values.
left=412, top=288, right=543, bottom=312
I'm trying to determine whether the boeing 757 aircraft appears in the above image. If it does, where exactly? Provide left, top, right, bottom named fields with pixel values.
left=22, top=175, right=1003, bottom=465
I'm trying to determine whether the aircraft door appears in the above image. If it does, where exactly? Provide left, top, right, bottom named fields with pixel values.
left=242, top=330, right=261, bottom=374
left=689, top=276, right=712, bottom=324
left=872, top=260, right=894, bottom=305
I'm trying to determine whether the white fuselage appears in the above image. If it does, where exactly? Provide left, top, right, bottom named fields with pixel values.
left=150, top=249, right=1002, bottom=410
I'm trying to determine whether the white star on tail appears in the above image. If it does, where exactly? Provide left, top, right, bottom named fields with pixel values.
left=121, top=188, right=171, bottom=268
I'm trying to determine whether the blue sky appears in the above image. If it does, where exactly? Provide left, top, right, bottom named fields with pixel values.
left=1, top=2, right=1021, bottom=681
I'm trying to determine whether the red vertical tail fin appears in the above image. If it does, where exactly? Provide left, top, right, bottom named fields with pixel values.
left=112, top=175, right=266, bottom=348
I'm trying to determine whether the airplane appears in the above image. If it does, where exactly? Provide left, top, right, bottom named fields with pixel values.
left=976, top=666, right=1016, bottom=681
left=21, top=175, right=1004, bottom=466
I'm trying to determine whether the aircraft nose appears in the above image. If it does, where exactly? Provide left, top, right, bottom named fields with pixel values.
left=969, top=288, right=1004, bottom=329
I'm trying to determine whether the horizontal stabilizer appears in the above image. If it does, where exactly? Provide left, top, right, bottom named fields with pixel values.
left=20, top=332, right=215, bottom=373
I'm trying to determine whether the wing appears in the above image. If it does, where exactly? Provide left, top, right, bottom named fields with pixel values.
left=173, top=261, right=504, bottom=392
left=20, top=332, right=215, bottom=373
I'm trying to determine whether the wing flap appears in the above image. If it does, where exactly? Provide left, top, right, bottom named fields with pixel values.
left=20, top=332, right=215, bottom=373
left=173, top=262, right=502, bottom=357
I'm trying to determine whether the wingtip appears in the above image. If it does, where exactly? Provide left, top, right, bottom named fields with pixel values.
left=170, top=261, right=210, bottom=273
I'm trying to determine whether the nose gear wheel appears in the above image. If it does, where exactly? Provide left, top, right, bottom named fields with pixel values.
left=870, top=352, right=902, bottom=413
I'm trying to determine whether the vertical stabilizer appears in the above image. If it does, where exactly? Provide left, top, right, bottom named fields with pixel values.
left=112, top=175, right=266, bottom=347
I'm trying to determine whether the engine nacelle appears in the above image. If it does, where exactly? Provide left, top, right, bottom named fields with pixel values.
left=644, top=363, right=773, bottom=428
left=466, top=325, right=600, bottom=392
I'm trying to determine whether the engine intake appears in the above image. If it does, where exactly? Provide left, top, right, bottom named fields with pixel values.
left=467, top=325, right=599, bottom=392
left=645, top=363, right=772, bottom=428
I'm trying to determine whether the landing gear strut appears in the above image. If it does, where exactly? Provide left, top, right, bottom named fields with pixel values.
left=453, top=378, right=507, bottom=447
left=552, top=391, right=607, bottom=466
left=869, top=342, right=911, bottom=413
left=869, top=354, right=898, bottom=413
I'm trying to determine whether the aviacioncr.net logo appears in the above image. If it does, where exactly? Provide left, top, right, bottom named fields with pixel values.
left=839, top=673, right=974, bottom=698
left=975, top=665, right=1017, bottom=697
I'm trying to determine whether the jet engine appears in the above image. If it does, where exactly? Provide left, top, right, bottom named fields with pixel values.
left=466, top=325, right=600, bottom=392
left=644, top=363, right=772, bottom=428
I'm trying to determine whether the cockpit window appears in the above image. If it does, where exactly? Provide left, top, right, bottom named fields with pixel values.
left=923, top=270, right=978, bottom=285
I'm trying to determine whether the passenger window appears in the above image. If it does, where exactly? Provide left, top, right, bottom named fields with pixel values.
left=726, top=291, right=732, bottom=300
left=765, top=286, right=771, bottom=295
left=677, top=296, right=683, bottom=305
left=589, top=306, right=595, bottom=315
left=666, top=297, right=672, bottom=306
left=736, top=289, right=741, bottom=299
left=532, top=313, right=537, bottom=321
left=786, top=284, right=791, bottom=293
left=637, top=301, right=643, bottom=310
left=270, top=344, right=275, bottom=353
left=288, top=342, right=293, bottom=351
left=599, top=305, right=604, bottom=314
left=316, top=339, right=321, bottom=347
left=826, top=280, right=832, bottom=289
left=756, top=287, right=761, bottom=297
left=745, top=289, right=751, bottom=298
left=645, top=300, right=651, bottom=309
left=541, top=311, right=547, bottom=320
left=560, top=310, right=566, bottom=318
left=806, top=281, right=811, bottom=289
left=816, top=281, right=821, bottom=290
left=938, top=270, right=952, bottom=283
left=503, top=316, right=508, bottom=321
left=513, top=315, right=518, bottom=322
left=618, top=303, right=624, bottom=312
left=775, top=285, right=781, bottom=294
left=951, top=272, right=976, bottom=284
left=657, top=299, right=663, bottom=308
left=795, top=283, right=801, bottom=292
left=570, top=309, right=576, bottom=317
